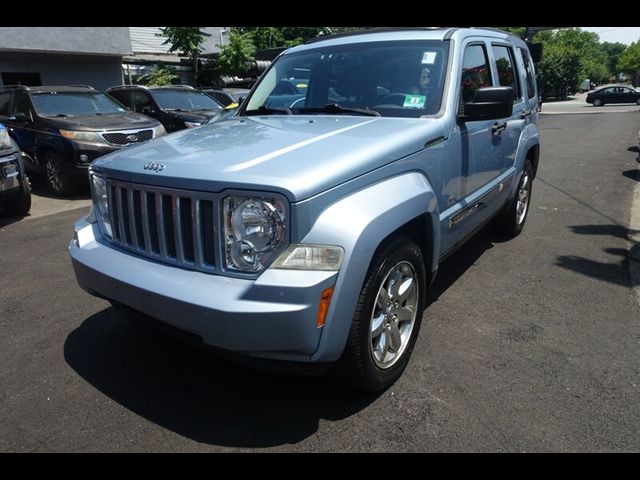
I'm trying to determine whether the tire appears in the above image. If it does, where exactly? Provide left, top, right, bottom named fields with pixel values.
left=593, top=99, right=603, bottom=106
left=492, top=160, right=534, bottom=238
left=636, top=98, right=640, bottom=105
left=44, top=151, right=77, bottom=196
left=2, top=176, right=31, bottom=216
left=335, top=236, right=426, bottom=392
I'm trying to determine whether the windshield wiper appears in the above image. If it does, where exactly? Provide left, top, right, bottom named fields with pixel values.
left=165, top=108, right=187, bottom=112
left=244, top=105, right=292, bottom=116
left=298, top=103, right=380, bottom=117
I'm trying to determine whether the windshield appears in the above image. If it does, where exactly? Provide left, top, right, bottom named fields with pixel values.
left=151, top=90, right=222, bottom=111
left=245, top=40, right=449, bottom=118
left=32, top=92, right=127, bottom=117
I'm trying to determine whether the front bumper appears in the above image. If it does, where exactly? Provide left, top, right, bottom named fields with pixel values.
left=0, top=152, right=21, bottom=194
left=69, top=216, right=338, bottom=362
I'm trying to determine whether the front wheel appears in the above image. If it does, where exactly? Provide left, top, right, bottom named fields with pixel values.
left=593, top=98, right=603, bottom=106
left=1, top=176, right=31, bottom=216
left=492, top=160, right=534, bottom=238
left=335, top=236, right=426, bottom=392
left=44, top=151, right=77, bottom=196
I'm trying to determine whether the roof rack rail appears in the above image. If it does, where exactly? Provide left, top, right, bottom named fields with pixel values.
left=107, top=84, right=150, bottom=91
left=304, top=27, right=453, bottom=45
left=0, top=84, right=29, bottom=90
left=155, top=84, right=195, bottom=89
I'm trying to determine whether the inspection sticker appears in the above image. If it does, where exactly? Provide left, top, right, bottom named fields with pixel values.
left=421, top=51, right=437, bottom=64
left=403, top=95, right=426, bottom=109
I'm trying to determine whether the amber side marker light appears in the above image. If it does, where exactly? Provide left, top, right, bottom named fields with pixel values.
left=316, top=287, right=334, bottom=328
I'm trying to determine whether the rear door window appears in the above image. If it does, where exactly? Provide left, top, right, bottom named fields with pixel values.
left=492, top=45, right=520, bottom=101
left=518, top=47, right=537, bottom=99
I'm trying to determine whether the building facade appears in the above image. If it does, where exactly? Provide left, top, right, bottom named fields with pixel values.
left=0, top=27, right=131, bottom=90
left=0, top=27, right=228, bottom=90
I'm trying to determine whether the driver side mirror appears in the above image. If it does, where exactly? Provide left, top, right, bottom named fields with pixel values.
left=8, top=112, right=29, bottom=124
left=140, top=106, right=156, bottom=115
left=460, top=87, right=514, bottom=122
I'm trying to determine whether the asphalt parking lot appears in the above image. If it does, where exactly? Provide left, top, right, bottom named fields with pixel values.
left=1, top=110, right=640, bottom=452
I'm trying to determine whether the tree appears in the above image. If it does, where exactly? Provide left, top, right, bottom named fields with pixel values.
left=158, top=27, right=210, bottom=84
left=536, top=43, right=582, bottom=99
left=618, top=42, right=640, bottom=86
left=233, top=27, right=330, bottom=50
left=138, top=63, right=179, bottom=86
left=216, top=31, right=257, bottom=77
left=601, top=42, right=627, bottom=79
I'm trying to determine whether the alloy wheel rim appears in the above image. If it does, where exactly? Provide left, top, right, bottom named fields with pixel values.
left=516, top=171, right=530, bottom=224
left=369, top=260, right=419, bottom=369
left=46, top=159, right=62, bottom=192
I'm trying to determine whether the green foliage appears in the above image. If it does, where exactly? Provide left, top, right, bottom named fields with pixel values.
left=617, top=42, right=640, bottom=76
left=601, top=42, right=627, bottom=77
left=217, top=31, right=257, bottom=77
left=537, top=43, right=582, bottom=98
left=138, top=63, right=179, bottom=86
left=158, top=27, right=210, bottom=57
left=157, top=27, right=210, bottom=83
left=233, top=27, right=330, bottom=49
left=495, top=27, right=526, bottom=38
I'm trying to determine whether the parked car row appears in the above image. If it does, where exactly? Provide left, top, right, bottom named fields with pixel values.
left=0, top=84, right=240, bottom=197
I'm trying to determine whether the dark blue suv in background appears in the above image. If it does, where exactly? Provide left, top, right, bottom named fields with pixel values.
left=0, top=85, right=166, bottom=196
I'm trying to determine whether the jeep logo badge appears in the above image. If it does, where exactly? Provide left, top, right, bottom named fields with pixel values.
left=144, top=162, right=165, bottom=172
left=126, top=134, right=139, bottom=142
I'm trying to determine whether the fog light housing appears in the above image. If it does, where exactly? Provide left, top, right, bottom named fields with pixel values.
left=79, top=154, right=89, bottom=162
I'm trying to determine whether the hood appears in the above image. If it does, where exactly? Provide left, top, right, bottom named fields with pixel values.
left=47, top=112, right=160, bottom=131
left=94, top=115, right=444, bottom=202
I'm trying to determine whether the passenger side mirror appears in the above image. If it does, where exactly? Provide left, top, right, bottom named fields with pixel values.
left=461, top=87, right=514, bottom=122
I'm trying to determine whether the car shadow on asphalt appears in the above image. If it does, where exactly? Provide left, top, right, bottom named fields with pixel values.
left=554, top=224, right=637, bottom=288
left=63, top=224, right=506, bottom=448
left=428, top=224, right=505, bottom=304
left=63, top=307, right=378, bottom=448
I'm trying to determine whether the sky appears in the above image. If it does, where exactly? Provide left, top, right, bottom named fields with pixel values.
left=580, top=27, right=640, bottom=45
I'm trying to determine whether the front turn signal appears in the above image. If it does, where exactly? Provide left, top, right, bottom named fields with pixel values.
left=316, top=287, right=334, bottom=328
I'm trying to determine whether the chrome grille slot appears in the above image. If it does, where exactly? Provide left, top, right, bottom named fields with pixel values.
left=104, top=179, right=218, bottom=273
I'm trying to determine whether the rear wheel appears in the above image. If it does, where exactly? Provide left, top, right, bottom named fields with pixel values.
left=335, top=236, right=426, bottom=392
left=44, top=151, right=77, bottom=196
left=492, top=160, right=533, bottom=238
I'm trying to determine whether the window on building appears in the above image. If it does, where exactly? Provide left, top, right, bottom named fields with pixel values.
left=1, top=72, right=42, bottom=87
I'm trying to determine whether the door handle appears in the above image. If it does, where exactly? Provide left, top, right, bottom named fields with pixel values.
left=492, top=122, right=508, bottom=134
left=520, top=109, right=532, bottom=120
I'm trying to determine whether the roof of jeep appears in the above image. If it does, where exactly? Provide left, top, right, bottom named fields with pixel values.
left=288, top=27, right=523, bottom=54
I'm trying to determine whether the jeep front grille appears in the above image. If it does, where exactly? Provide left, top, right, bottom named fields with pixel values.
left=102, top=129, right=153, bottom=146
left=105, top=180, right=217, bottom=272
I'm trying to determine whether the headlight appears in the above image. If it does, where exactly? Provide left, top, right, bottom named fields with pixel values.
left=184, top=121, right=201, bottom=128
left=152, top=124, right=167, bottom=137
left=59, top=129, right=105, bottom=144
left=272, top=244, right=344, bottom=271
left=90, top=173, right=112, bottom=239
left=223, top=195, right=288, bottom=273
left=0, top=127, right=11, bottom=149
